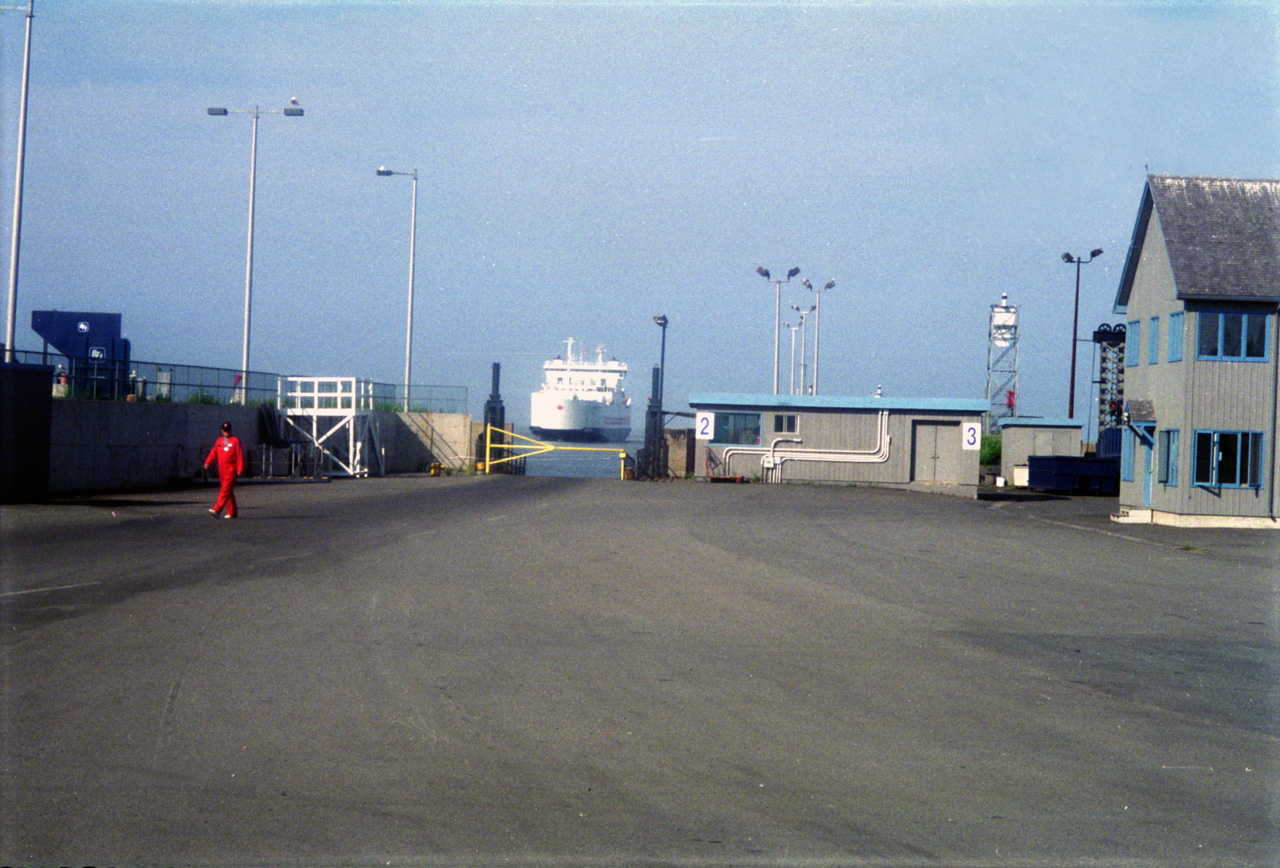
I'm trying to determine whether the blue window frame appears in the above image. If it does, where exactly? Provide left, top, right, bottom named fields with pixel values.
left=1197, top=311, right=1270, bottom=361
left=1120, top=427, right=1135, bottom=482
left=1168, top=312, right=1184, bottom=362
left=1125, top=320, right=1140, bottom=366
left=1148, top=316, right=1159, bottom=364
left=1192, top=430, right=1264, bottom=488
left=1158, top=429, right=1179, bottom=486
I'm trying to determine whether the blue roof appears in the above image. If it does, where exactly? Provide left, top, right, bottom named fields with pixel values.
left=997, top=417, right=1082, bottom=429
left=687, top=392, right=987, bottom=413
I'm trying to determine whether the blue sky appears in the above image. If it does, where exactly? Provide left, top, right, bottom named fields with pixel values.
left=2, top=1, right=1276, bottom=431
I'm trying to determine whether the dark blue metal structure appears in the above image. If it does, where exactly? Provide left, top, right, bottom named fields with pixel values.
left=31, top=310, right=131, bottom=398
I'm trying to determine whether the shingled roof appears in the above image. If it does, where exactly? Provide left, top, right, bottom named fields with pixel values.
left=1114, top=175, right=1280, bottom=312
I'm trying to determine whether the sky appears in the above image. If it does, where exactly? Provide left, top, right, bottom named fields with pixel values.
left=1, top=0, right=1277, bottom=433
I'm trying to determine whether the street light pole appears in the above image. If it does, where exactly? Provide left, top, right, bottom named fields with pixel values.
left=207, top=100, right=304, bottom=401
left=791, top=303, right=815, bottom=395
left=1061, top=248, right=1103, bottom=419
left=377, top=166, right=419, bottom=411
left=804, top=278, right=835, bottom=395
left=3, top=0, right=34, bottom=364
left=756, top=265, right=800, bottom=394
left=654, top=313, right=668, bottom=407
left=646, top=314, right=669, bottom=479
left=784, top=320, right=799, bottom=395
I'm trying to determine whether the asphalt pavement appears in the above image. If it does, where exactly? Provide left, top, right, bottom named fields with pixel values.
left=1, top=476, right=1277, bottom=867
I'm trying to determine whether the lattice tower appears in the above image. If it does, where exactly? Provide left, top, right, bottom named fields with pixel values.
left=984, top=294, right=1019, bottom=434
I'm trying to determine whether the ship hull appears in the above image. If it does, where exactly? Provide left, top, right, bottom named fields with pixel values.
left=528, top=426, right=630, bottom=443
left=530, top=390, right=630, bottom=443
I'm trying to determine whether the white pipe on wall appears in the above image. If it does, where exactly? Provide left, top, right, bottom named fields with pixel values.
left=721, top=411, right=892, bottom=482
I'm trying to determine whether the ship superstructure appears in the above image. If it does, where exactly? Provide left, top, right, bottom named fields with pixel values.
left=530, top=339, right=631, bottom=442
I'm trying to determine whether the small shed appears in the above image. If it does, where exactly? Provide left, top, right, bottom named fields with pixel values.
left=996, top=417, right=1083, bottom=486
left=688, top=393, right=986, bottom=497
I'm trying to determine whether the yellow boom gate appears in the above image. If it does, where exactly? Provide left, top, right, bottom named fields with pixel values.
left=484, top=425, right=629, bottom=479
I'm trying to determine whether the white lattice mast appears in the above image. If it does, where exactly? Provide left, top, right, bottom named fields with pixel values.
left=984, top=293, right=1019, bottom=433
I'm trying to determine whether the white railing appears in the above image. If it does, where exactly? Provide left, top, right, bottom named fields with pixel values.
left=277, top=376, right=384, bottom=477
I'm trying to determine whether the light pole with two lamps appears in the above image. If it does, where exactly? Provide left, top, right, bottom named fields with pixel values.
left=206, top=99, right=305, bottom=402
left=1062, top=248, right=1103, bottom=419
left=756, top=265, right=800, bottom=394
left=790, top=302, right=816, bottom=395
left=783, top=320, right=800, bottom=395
left=803, top=278, right=835, bottom=395
left=376, top=166, right=419, bottom=411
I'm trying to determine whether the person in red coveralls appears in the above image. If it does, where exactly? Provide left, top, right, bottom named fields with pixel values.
left=204, top=421, right=245, bottom=519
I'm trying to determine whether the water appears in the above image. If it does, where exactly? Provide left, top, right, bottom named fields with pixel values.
left=519, top=435, right=640, bottom=478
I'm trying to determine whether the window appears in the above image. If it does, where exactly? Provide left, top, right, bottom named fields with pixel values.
left=1168, top=312, right=1184, bottom=362
left=1126, top=320, right=1140, bottom=366
left=1158, top=429, right=1179, bottom=486
left=1148, top=316, right=1159, bottom=364
left=1193, top=430, right=1264, bottom=488
left=773, top=413, right=797, bottom=434
left=712, top=412, right=761, bottom=445
left=1197, top=311, right=1269, bottom=361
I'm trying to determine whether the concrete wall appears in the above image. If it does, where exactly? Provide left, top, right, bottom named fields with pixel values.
left=1, top=364, right=54, bottom=502
left=379, top=412, right=476, bottom=473
left=665, top=428, right=695, bottom=477
left=49, top=402, right=259, bottom=493
left=46, top=400, right=476, bottom=494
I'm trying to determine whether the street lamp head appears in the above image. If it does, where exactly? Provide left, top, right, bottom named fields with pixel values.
left=756, top=266, right=770, bottom=279
left=802, top=278, right=812, bottom=289
left=653, top=314, right=668, bottom=328
left=824, top=279, right=835, bottom=290
left=1090, top=248, right=1104, bottom=259
left=786, top=267, right=801, bottom=279
left=1062, top=252, right=1074, bottom=263
left=282, top=106, right=304, bottom=117
left=376, top=166, right=393, bottom=176
left=207, top=107, right=229, bottom=116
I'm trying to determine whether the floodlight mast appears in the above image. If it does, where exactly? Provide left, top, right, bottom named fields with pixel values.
left=805, top=278, right=835, bottom=394
left=206, top=101, right=305, bottom=402
left=757, top=265, right=800, bottom=394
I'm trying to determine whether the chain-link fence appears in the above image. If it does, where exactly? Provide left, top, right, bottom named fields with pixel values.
left=8, top=349, right=467, bottom=413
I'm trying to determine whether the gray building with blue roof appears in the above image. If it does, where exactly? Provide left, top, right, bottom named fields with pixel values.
left=687, top=392, right=986, bottom=496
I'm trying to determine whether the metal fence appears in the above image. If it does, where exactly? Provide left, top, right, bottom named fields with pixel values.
left=8, top=349, right=468, bottom=414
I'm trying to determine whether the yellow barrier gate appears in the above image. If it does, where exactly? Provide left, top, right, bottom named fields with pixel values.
left=484, top=425, right=629, bottom=480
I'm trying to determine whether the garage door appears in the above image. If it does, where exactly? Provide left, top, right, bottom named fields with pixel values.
left=911, top=421, right=961, bottom=484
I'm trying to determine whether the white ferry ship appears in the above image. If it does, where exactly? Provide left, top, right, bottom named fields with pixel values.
left=530, top=339, right=632, bottom=442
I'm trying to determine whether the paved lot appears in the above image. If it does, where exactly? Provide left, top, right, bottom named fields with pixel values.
left=1, top=476, right=1277, bottom=867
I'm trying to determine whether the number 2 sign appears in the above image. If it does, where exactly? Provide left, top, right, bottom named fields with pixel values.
left=696, top=411, right=715, bottom=441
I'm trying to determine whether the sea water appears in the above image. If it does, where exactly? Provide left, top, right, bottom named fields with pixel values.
left=520, top=436, right=641, bottom=478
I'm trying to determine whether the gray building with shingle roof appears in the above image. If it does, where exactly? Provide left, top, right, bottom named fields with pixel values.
left=1112, top=175, right=1280, bottom=526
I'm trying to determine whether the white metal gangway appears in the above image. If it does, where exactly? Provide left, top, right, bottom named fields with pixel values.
left=277, top=376, right=385, bottom=477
